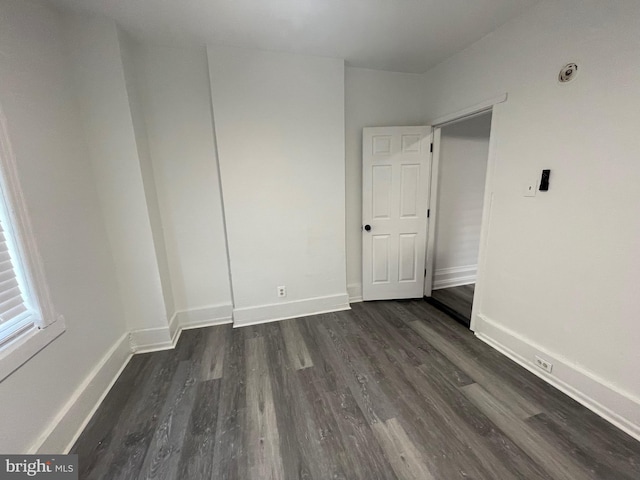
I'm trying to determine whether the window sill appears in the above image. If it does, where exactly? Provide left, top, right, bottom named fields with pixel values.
left=0, top=318, right=65, bottom=382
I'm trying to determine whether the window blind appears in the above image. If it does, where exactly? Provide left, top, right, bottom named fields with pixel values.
left=0, top=218, right=33, bottom=347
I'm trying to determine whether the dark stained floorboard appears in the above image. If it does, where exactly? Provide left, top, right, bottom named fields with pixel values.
left=345, top=306, right=549, bottom=479
left=209, top=327, right=247, bottom=480
left=137, top=360, right=198, bottom=480
left=71, top=354, right=151, bottom=479
left=176, top=378, right=220, bottom=479
left=72, top=300, right=640, bottom=479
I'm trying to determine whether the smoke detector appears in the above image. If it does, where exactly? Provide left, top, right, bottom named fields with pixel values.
left=558, top=63, right=578, bottom=83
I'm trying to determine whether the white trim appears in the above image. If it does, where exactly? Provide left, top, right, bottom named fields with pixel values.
left=423, top=128, right=440, bottom=297
left=475, top=314, right=640, bottom=442
left=169, top=308, right=180, bottom=345
left=0, top=106, right=65, bottom=381
left=469, top=107, right=501, bottom=331
left=433, top=277, right=476, bottom=290
left=347, top=283, right=363, bottom=303
left=0, top=320, right=65, bottom=381
left=129, top=325, right=173, bottom=354
left=432, top=265, right=477, bottom=290
left=430, top=93, right=507, bottom=127
left=29, top=333, right=132, bottom=454
left=31, top=304, right=234, bottom=451
left=233, top=294, right=350, bottom=328
left=434, top=265, right=477, bottom=275
left=0, top=108, right=59, bottom=329
left=176, top=304, right=233, bottom=330
left=129, top=303, right=234, bottom=353
left=424, top=98, right=504, bottom=328
left=425, top=108, right=495, bottom=298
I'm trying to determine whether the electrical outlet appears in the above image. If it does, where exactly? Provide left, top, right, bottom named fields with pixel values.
left=534, top=355, right=553, bottom=373
left=277, top=285, right=286, bottom=298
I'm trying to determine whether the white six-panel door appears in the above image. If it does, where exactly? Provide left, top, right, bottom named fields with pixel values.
left=362, top=126, right=431, bottom=301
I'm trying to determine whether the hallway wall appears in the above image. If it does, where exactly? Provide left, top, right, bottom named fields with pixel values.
left=433, top=113, right=491, bottom=289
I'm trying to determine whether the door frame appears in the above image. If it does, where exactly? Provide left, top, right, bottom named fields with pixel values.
left=423, top=94, right=507, bottom=331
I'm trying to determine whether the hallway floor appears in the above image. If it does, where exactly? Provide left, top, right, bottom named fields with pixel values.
left=430, top=283, right=475, bottom=323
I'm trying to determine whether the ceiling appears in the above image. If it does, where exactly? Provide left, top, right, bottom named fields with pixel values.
left=47, top=0, right=540, bottom=73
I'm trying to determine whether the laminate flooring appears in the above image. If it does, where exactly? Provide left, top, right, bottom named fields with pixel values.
left=72, top=300, right=640, bottom=479
left=430, top=284, right=475, bottom=323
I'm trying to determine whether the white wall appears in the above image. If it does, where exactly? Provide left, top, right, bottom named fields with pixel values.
left=118, top=31, right=175, bottom=321
left=63, top=14, right=170, bottom=337
left=208, top=46, right=348, bottom=324
left=5, top=0, right=638, bottom=453
left=0, top=0, right=127, bottom=452
left=132, top=43, right=232, bottom=321
left=423, top=0, right=640, bottom=436
left=345, top=67, right=428, bottom=301
left=433, top=113, right=491, bottom=289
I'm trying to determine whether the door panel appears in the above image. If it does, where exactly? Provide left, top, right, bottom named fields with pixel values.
left=362, top=126, right=431, bottom=301
left=398, top=234, right=417, bottom=282
left=373, top=135, right=393, bottom=155
left=400, top=164, right=420, bottom=217
left=372, top=235, right=391, bottom=283
left=372, top=165, right=392, bottom=219
left=402, top=134, right=422, bottom=152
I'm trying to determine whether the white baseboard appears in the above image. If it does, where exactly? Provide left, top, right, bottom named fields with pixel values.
left=347, top=283, right=363, bottom=303
left=233, top=294, right=350, bottom=328
left=176, top=303, right=233, bottom=330
left=475, top=314, right=640, bottom=441
left=30, top=333, right=132, bottom=454
left=130, top=303, right=233, bottom=353
left=129, top=324, right=174, bottom=354
left=32, top=303, right=235, bottom=453
left=169, top=308, right=180, bottom=345
left=433, top=265, right=477, bottom=290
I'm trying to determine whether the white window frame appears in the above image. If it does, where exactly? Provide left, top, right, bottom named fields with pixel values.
left=0, top=109, right=64, bottom=382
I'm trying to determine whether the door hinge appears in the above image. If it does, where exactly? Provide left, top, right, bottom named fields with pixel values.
left=430, top=143, right=433, bottom=153
left=424, top=268, right=427, bottom=277
left=427, top=209, right=430, bottom=218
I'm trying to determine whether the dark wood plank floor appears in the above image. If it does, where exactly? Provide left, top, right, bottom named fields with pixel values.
left=72, top=300, right=640, bottom=479
left=430, top=284, right=475, bottom=321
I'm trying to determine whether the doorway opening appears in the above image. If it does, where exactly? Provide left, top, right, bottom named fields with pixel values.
left=425, top=110, right=493, bottom=327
